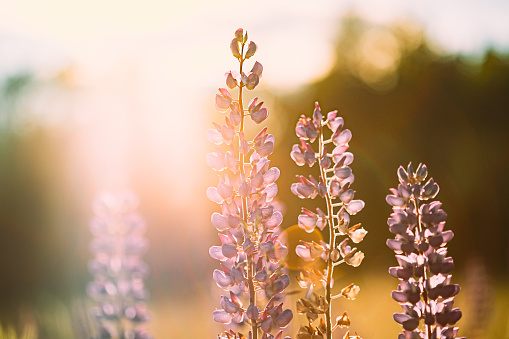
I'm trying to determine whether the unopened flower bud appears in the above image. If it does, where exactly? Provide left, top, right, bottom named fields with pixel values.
left=407, top=163, right=414, bottom=178
left=245, top=41, right=257, bottom=59
left=246, top=303, right=259, bottom=320
left=245, top=73, right=259, bottom=90
left=331, top=249, right=340, bottom=261
left=415, top=163, right=428, bottom=182
left=336, top=312, right=350, bottom=328
left=249, top=100, right=263, bottom=115
left=230, top=38, right=241, bottom=59
left=251, top=107, right=268, bottom=124
left=251, top=61, right=263, bottom=77
left=397, top=166, right=409, bottom=183
left=226, top=72, right=237, bottom=89
left=235, top=28, right=244, bottom=42
left=313, top=105, right=322, bottom=124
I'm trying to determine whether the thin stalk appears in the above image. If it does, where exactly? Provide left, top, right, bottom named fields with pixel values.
left=319, top=127, right=335, bottom=339
left=413, top=198, right=432, bottom=338
left=247, top=254, right=257, bottom=338
left=237, top=42, right=258, bottom=339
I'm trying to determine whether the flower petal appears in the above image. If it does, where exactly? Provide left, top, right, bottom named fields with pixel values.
left=341, top=283, right=360, bottom=300
left=334, top=129, right=352, bottom=145
left=262, top=183, right=278, bottom=201
left=239, top=181, right=251, bottom=198
left=349, top=227, right=367, bottom=243
left=211, top=212, right=229, bottom=231
left=275, top=309, right=293, bottom=328
left=206, top=153, right=224, bottom=171
left=295, top=245, right=313, bottom=261
left=207, top=129, right=223, bottom=145
left=213, top=269, right=233, bottom=289
left=386, top=195, right=405, bottom=207
left=206, top=187, right=223, bottom=204
left=257, top=141, right=274, bottom=157
left=217, top=181, right=233, bottom=200
left=251, top=107, right=268, bottom=124
left=246, top=304, right=260, bottom=320
left=264, top=167, right=280, bottom=184
left=209, top=246, right=227, bottom=261
left=340, top=189, right=355, bottom=204
left=346, top=200, right=365, bottom=215
left=335, top=166, right=352, bottom=179
left=222, top=244, right=238, bottom=258
left=298, top=214, right=317, bottom=231
left=213, top=309, right=232, bottom=324
left=221, top=296, right=239, bottom=313
left=264, top=211, right=283, bottom=229
left=215, top=94, right=231, bottom=112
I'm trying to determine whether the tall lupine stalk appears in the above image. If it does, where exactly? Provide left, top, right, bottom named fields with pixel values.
left=207, top=29, right=292, bottom=339
left=87, top=192, right=151, bottom=339
left=386, top=163, right=464, bottom=339
left=291, top=103, right=366, bottom=339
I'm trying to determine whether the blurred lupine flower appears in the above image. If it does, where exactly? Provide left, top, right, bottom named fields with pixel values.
left=386, top=163, right=465, bottom=339
left=208, top=28, right=292, bottom=339
left=462, top=256, right=493, bottom=339
left=291, top=103, right=366, bottom=339
left=87, top=192, right=151, bottom=339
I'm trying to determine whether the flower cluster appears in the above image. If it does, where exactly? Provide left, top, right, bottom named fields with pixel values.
left=208, top=29, right=292, bottom=339
left=87, top=192, right=151, bottom=339
left=291, top=103, right=366, bottom=339
left=386, top=163, right=464, bottom=339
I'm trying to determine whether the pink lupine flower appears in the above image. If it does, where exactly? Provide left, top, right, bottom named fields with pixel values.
left=208, top=29, right=292, bottom=339
left=295, top=241, right=327, bottom=262
left=291, top=103, right=366, bottom=339
left=386, top=163, right=465, bottom=339
left=87, top=192, right=152, bottom=339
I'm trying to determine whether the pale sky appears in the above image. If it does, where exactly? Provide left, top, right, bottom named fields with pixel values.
left=1, top=0, right=508, bottom=195
left=1, top=0, right=508, bottom=84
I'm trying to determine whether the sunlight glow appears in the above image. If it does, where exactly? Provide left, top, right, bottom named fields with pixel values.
left=1, top=0, right=508, bottom=220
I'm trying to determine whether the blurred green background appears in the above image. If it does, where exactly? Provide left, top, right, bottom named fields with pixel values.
left=1, top=6, right=508, bottom=339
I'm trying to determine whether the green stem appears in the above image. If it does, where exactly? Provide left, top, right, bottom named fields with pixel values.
left=319, top=126, right=335, bottom=339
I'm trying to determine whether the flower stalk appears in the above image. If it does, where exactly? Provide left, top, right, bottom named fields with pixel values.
left=291, top=103, right=366, bottom=339
left=208, top=28, right=292, bottom=339
left=87, top=192, right=151, bottom=339
left=386, top=163, right=465, bottom=339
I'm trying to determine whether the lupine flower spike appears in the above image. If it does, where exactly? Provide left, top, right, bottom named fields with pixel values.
left=386, top=163, right=465, bottom=339
left=87, top=192, right=152, bottom=339
left=291, top=103, right=366, bottom=339
left=208, top=28, right=292, bottom=339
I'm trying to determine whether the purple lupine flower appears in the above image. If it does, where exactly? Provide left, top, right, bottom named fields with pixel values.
left=386, top=163, right=465, bottom=339
left=87, top=192, right=152, bottom=339
left=291, top=103, right=366, bottom=339
left=208, top=28, right=292, bottom=339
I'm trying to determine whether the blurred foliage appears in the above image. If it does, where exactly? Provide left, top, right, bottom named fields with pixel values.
left=271, top=15, right=509, bottom=280
left=1, top=14, right=509, bottom=338
left=0, top=73, right=88, bottom=326
left=0, top=73, right=33, bottom=126
left=0, top=324, right=36, bottom=339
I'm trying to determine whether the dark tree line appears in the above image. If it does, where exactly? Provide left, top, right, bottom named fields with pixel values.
left=271, top=16, right=509, bottom=278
